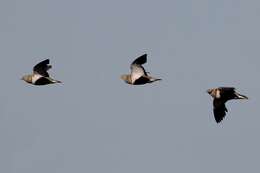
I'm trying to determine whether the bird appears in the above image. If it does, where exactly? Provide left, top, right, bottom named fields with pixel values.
left=207, top=87, right=248, bottom=123
left=121, top=54, right=161, bottom=85
left=21, top=59, right=62, bottom=85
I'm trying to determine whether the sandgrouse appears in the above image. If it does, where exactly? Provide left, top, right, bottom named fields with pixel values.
left=121, top=54, right=161, bottom=85
left=207, top=87, right=248, bottom=123
left=21, top=59, right=61, bottom=85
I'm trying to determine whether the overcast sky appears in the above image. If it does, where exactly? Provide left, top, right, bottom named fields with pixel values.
left=1, top=0, right=260, bottom=172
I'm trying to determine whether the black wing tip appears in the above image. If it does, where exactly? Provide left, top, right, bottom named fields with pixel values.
left=132, top=54, right=147, bottom=65
left=37, top=59, right=50, bottom=64
left=137, top=53, right=147, bottom=60
left=215, top=118, right=224, bottom=123
left=141, top=53, right=147, bottom=59
left=213, top=107, right=227, bottom=124
left=214, top=114, right=225, bottom=123
left=44, top=59, right=50, bottom=63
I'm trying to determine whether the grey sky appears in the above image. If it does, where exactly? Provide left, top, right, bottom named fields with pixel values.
left=0, top=0, right=260, bottom=172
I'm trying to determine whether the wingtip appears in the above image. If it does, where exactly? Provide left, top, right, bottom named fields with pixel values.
left=237, top=94, right=249, bottom=100
left=151, top=78, right=162, bottom=82
left=44, top=58, right=50, bottom=63
left=215, top=117, right=224, bottom=124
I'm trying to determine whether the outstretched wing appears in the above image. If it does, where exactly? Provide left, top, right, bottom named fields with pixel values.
left=130, top=54, right=149, bottom=83
left=130, top=64, right=146, bottom=83
left=218, top=87, right=236, bottom=101
left=131, top=54, right=147, bottom=65
left=219, top=87, right=235, bottom=94
left=33, top=59, right=51, bottom=77
left=213, top=98, right=228, bottom=123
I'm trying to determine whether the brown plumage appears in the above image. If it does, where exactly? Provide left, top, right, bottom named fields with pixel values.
left=121, top=54, right=161, bottom=85
left=207, top=87, right=248, bottom=123
left=21, top=59, right=61, bottom=85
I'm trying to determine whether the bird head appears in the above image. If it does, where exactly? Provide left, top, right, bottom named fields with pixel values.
left=21, top=75, right=32, bottom=84
left=120, top=74, right=131, bottom=84
left=207, top=88, right=216, bottom=98
left=207, top=88, right=213, bottom=95
left=207, top=88, right=219, bottom=98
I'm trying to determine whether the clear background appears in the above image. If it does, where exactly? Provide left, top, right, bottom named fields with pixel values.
left=0, top=0, right=259, bottom=172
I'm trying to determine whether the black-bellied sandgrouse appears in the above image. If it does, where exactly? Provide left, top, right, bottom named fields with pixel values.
left=22, top=59, right=61, bottom=85
left=121, top=54, right=161, bottom=85
left=207, top=87, right=248, bottom=123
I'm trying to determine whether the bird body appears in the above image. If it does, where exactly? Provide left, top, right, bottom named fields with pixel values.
left=22, top=59, right=61, bottom=85
left=121, top=54, right=161, bottom=85
left=207, top=87, right=248, bottom=123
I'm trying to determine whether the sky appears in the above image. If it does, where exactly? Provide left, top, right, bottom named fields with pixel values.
left=0, top=0, right=260, bottom=172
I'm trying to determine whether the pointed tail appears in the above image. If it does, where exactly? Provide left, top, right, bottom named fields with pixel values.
left=48, top=77, right=62, bottom=84
left=55, top=80, right=62, bottom=83
left=150, top=77, right=162, bottom=83
left=235, top=92, right=248, bottom=99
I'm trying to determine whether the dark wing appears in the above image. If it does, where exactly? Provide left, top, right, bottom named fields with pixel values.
left=219, top=87, right=235, bottom=92
left=213, top=98, right=228, bottom=123
left=133, top=76, right=150, bottom=85
left=219, top=87, right=236, bottom=101
left=131, top=54, right=147, bottom=65
left=34, top=76, right=53, bottom=85
left=33, top=59, right=51, bottom=77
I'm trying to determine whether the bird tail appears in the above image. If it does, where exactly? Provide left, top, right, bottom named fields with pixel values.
left=235, top=92, right=248, bottom=99
left=149, top=77, right=162, bottom=83
left=47, top=77, right=62, bottom=84
left=54, top=80, right=62, bottom=83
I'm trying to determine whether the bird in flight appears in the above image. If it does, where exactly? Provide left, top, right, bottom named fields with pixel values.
left=207, top=87, right=248, bottom=123
left=121, top=54, right=161, bottom=85
left=21, top=59, right=61, bottom=85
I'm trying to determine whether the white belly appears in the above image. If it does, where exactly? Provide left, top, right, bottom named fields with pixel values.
left=32, top=74, right=42, bottom=84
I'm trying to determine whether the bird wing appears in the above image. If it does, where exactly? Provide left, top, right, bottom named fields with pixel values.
left=219, top=87, right=236, bottom=101
left=213, top=98, right=228, bottom=123
left=34, top=76, right=52, bottom=85
left=220, top=87, right=248, bottom=100
left=133, top=76, right=151, bottom=85
left=33, top=59, right=51, bottom=77
left=131, top=54, right=147, bottom=65
left=130, top=64, right=147, bottom=83
left=219, top=87, right=235, bottom=93
left=130, top=54, right=149, bottom=83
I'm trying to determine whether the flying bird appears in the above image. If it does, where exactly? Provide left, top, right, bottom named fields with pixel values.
left=207, top=87, right=248, bottom=123
left=21, top=59, right=61, bottom=85
left=121, top=54, right=161, bottom=85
